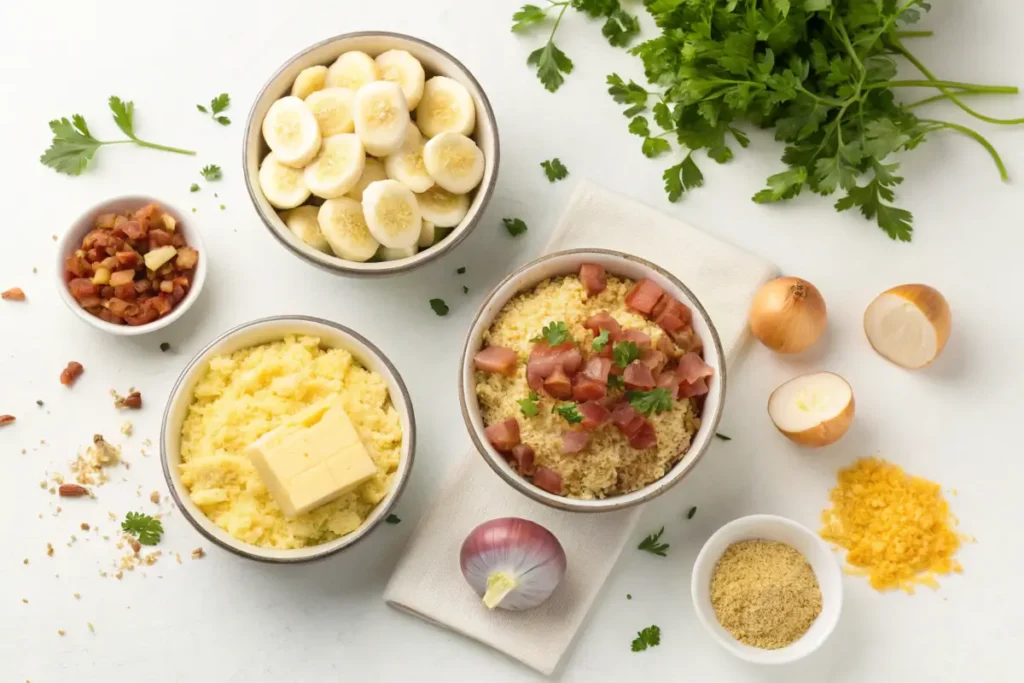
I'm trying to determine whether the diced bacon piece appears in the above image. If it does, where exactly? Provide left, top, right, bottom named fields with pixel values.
left=106, top=298, right=141, bottom=319
left=611, top=404, right=645, bottom=438
left=653, top=296, right=693, bottom=333
left=134, top=279, right=152, bottom=294
left=171, top=285, right=187, bottom=304
left=572, top=376, right=606, bottom=402
left=171, top=233, right=186, bottom=248
left=60, top=361, right=84, bottom=386
left=557, top=346, right=583, bottom=375
left=629, top=420, right=658, bottom=449
left=474, top=346, right=518, bottom=376
left=584, top=311, right=621, bottom=338
left=543, top=367, right=573, bottom=399
left=625, top=279, right=664, bottom=315
left=670, top=326, right=703, bottom=355
left=484, top=418, right=521, bottom=452
left=527, top=342, right=575, bottom=390
left=532, top=467, right=563, bottom=495
left=100, top=285, right=115, bottom=299
left=68, top=278, right=99, bottom=301
left=678, top=377, right=709, bottom=398
left=85, top=248, right=105, bottom=263
left=511, top=444, right=536, bottom=476
left=561, top=430, right=590, bottom=454
left=172, top=276, right=191, bottom=290
left=583, top=357, right=612, bottom=384
left=618, top=328, right=652, bottom=349
left=640, top=349, right=668, bottom=375
left=116, top=250, right=142, bottom=269
left=579, top=263, right=607, bottom=296
left=676, top=352, right=714, bottom=384
left=109, top=270, right=135, bottom=287
left=175, top=247, right=199, bottom=270
left=112, top=283, right=136, bottom=301
left=657, top=371, right=681, bottom=399
left=579, top=401, right=611, bottom=431
left=82, top=229, right=116, bottom=250
left=124, top=307, right=159, bottom=326
left=146, top=295, right=173, bottom=316
left=77, top=296, right=102, bottom=309
left=149, top=229, right=174, bottom=247
left=120, top=220, right=147, bottom=240
left=65, top=254, right=91, bottom=278
left=96, top=309, right=124, bottom=325
left=657, top=333, right=680, bottom=359
left=624, top=360, right=656, bottom=390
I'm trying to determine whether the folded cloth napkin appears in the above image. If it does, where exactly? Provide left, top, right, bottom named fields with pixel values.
left=384, top=180, right=779, bottom=675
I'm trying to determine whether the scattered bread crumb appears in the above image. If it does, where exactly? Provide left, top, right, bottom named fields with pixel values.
left=150, top=490, right=160, bottom=504
left=46, top=543, right=53, bottom=557
left=57, top=629, right=65, bottom=636
left=80, top=523, right=90, bottom=531
left=23, top=558, right=28, bottom=565
left=121, top=421, right=133, bottom=437
left=22, top=598, right=28, bottom=604
left=73, top=592, right=80, bottom=600
left=191, top=547, right=205, bottom=560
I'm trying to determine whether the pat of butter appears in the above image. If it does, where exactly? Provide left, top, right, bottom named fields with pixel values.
left=245, top=396, right=376, bottom=519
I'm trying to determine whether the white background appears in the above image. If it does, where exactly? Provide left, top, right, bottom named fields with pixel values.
left=1, top=1, right=1022, bottom=681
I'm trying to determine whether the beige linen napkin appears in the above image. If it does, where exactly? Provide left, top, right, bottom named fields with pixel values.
left=384, top=180, right=779, bottom=675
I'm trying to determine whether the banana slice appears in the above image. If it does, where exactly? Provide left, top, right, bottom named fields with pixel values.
left=281, top=205, right=330, bottom=253
left=303, top=134, right=366, bottom=199
left=317, top=197, right=379, bottom=262
left=259, top=152, right=311, bottom=209
left=354, top=81, right=411, bottom=157
left=376, top=244, right=419, bottom=261
left=384, top=126, right=434, bottom=194
left=261, top=96, right=322, bottom=168
left=415, top=76, right=476, bottom=137
left=423, top=132, right=485, bottom=194
left=418, top=220, right=436, bottom=248
left=325, top=51, right=378, bottom=91
left=375, top=50, right=425, bottom=110
left=291, top=65, right=328, bottom=99
left=361, top=179, right=421, bottom=249
left=304, top=88, right=355, bottom=137
left=415, top=186, right=470, bottom=227
left=345, top=157, right=388, bottom=201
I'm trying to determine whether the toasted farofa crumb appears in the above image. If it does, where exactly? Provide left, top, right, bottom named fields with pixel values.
left=476, top=275, right=700, bottom=499
left=179, top=335, right=402, bottom=549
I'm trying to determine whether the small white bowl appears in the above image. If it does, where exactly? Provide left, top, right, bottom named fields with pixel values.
left=160, top=316, right=416, bottom=563
left=55, top=195, right=207, bottom=336
left=691, top=514, right=843, bottom=664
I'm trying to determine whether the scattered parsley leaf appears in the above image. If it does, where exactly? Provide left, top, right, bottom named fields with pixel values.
left=198, top=93, right=231, bottom=125
left=429, top=298, right=449, bottom=316
left=512, top=4, right=549, bottom=32
left=663, top=155, right=704, bottom=203
left=535, top=321, right=570, bottom=346
left=189, top=183, right=200, bottom=192
left=456, top=266, right=466, bottom=274
left=554, top=403, right=583, bottom=424
left=200, top=164, right=222, bottom=181
left=592, top=329, right=610, bottom=351
left=687, top=506, right=697, bottom=520
left=219, top=204, right=225, bottom=210
left=503, top=217, right=528, bottom=237
left=638, top=526, right=668, bottom=557
left=613, top=340, right=640, bottom=368
left=385, top=514, right=401, bottom=524
left=159, top=342, right=171, bottom=352
left=121, top=512, right=163, bottom=546
left=528, top=41, right=574, bottom=93
left=518, top=392, right=541, bottom=417
left=626, top=593, right=632, bottom=600
left=214, top=116, right=230, bottom=126
left=196, top=104, right=208, bottom=113
left=715, top=433, right=731, bottom=441
left=628, top=388, right=673, bottom=415
left=541, top=157, right=569, bottom=182
left=631, top=625, right=661, bottom=652
left=36, top=400, right=44, bottom=407
left=462, top=285, right=469, bottom=294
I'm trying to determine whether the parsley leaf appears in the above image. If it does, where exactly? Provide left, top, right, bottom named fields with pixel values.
left=612, top=340, right=640, bottom=368
left=554, top=403, right=584, bottom=424
left=528, top=41, right=574, bottom=93
left=429, top=298, right=449, bottom=316
left=601, top=8, right=639, bottom=47
left=463, top=285, right=469, bottom=294
left=456, top=266, right=466, bottom=274
left=503, top=217, right=528, bottom=237
left=715, top=432, right=732, bottom=441
left=628, top=387, right=673, bottom=415
left=190, top=183, right=200, bottom=192
left=200, top=164, right=222, bottom=181
left=593, top=329, right=610, bottom=351
left=385, top=514, right=401, bottom=524
left=631, top=625, right=661, bottom=652
left=518, top=392, right=541, bottom=417
left=535, top=321, right=570, bottom=346
left=198, top=93, right=231, bottom=125
left=512, top=4, right=549, bottom=32
left=541, top=158, right=569, bottom=182
left=835, top=178, right=913, bottom=242
left=687, top=506, right=697, bottom=519
left=122, top=512, right=163, bottom=546
left=663, top=155, right=704, bottom=202
left=638, top=526, right=668, bottom=557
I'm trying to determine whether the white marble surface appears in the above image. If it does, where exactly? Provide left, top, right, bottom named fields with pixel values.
left=1, top=1, right=1021, bottom=681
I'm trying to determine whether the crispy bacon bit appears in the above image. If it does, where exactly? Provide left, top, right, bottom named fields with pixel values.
left=97, top=309, right=125, bottom=325
left=561, top=430, right=590, bottom=454
left=105, top=298, right=139, bottom=319
left=640, top=349, right=668, bottom=375
left=629, top=420, right=658, bottom=449
left=579, top=401, right=611, bottom=431
left=543, top=367, right=573, bottom=400
left=121, top=220, right=147, bottom=240
left=60, top=361, right=84, bottom=387
left=58, top=483, right=89, bottom=497
left=115, top=250, right=142, bottom=268
left=124, top=307, right=158, bottom=327
left=66, top=254, right=91, bottom=278
left=109, top=270, right=135, bottom=287
left=68, top=278, right=99, bottom=301
left=572, top=375, right=607, bottom=402
left=618, top=328, right=652, bottom=349
left=147, top=295, right=173, bottom=316
left=115, top=391, right=142, bottom=410
left=148, top=229, right=174, bottom=248
left=584, top=311, right=621, bottom=338
left=474, top=346, right=518, bottom=376
left=484, top=418, right=520, bottom=452
left=0, top=415, right=15, bottom=427
left=676, top=352, right=714, bottom=384
left=583, top=357, right=613, bottom=384
left=112, top=283, right=137, bottom=301
left=510, top=444, right=536, bottom=476
left=579, top=263, right=607, bottom=296
left=533, top=467, right=564, bottom=495
left=625, top=279, right=665, bottom=315
left=624, top=361, right=656, bottom=390
left=2, top=287, right=25, bottom=301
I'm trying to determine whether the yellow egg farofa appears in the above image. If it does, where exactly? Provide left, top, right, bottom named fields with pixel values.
left=178, top=335, right=402, bottom=549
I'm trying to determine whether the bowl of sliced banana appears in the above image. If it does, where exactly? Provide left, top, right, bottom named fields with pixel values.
left=244, top=32, right=499, bottom=276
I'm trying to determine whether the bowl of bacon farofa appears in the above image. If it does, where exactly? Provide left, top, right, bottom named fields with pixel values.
left=459, top=249, right=725, bottom=512
left=161, top=316, right=415, bottom=562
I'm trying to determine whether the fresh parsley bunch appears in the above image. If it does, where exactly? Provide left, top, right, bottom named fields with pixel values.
left=608, top=0, right=1022, bottom=241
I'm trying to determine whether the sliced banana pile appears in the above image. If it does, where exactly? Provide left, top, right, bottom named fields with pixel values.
left=259, top=49, right=485, bottom=264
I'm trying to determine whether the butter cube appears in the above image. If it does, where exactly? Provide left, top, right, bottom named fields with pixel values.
left=246, top=396, right=376, bottom=518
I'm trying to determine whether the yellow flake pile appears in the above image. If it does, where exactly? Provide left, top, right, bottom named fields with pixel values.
left=820, top=457, right=966, bottom=593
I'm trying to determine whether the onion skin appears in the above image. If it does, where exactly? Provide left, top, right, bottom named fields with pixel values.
left=749, top=277, right=827, bottom=353
left=865, top=284, right=951, bottom=369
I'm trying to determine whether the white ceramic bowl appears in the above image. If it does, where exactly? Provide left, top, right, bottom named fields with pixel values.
left=691, top=514, right=843, bottom=664
left=160, top=316, right=416, bottom=563
left=458, top=248, right=726, bottom=512
left=55, top=195, right=207, bottom=336
left=243, top=31, right=499, bottom=277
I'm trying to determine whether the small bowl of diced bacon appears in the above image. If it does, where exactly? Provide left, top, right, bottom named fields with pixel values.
left=459, top=249, right=726, bottom=512
left=56, top=196, right=206, bottom=335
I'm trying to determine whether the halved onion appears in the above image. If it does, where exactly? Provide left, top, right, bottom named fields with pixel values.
left=864, top=284, right=951, bottom=369
left=768, top=372, right=854, bottom=447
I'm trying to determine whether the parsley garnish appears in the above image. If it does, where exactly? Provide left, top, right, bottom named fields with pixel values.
left=715, top=433, right=731, bottom=441
left=626, top=593, right=632, bottom=600
left=200, top=164, right=222, bottom=181
left=607, top=375, right=624, bottom=390
left=518, top=392, right=541, bottom=417
left=503, top=217, right=528, bottom=237
left=628, top=388, right=673, bottom=415
left=533, top=321, right=570, bottom=346
left=385, top=514, right=401, bottom=524
left=462, top=285, right=469, bottom=295
left=429, top=298, right=449, bottom=316
left=631, top=625, right=661, bottom=652
left=121, top=512, right=163, bottom=546
left=456, top=266, right=466, bottom=274
left=197, top=93, right=231, bottom=125
left=541, top=158, right=568, bottom=182
left=40, top=96, right=195, bottom=175
left=612, top=340, right=640, bottom=368
left=189, top=183, right=200, bottom=192
left=637, top=526, right=668, bottom=557
left=592, top=329, right=610, bottom=351
left=687, top=506, right=697, bottom=520
left=554, top=403, right=583, bottom=424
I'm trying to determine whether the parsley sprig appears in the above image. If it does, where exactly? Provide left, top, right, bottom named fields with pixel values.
left=122, top=512, right=163, bottom=546
left=637, top=526, right=668, bottom=557
left=40, top=96, right=196, bottom=175
left=628, top=387, right=673, bottom=415
left=631, top=625, right=661, bottom=652
left=200, top=164, right=222, bottom=181
left=592, top=329, right=610, bottom=351
left=503, top=217, right=528, bottom=237
left=196, top=93, right=231, bottom=125
left=612, top=340, right=640, bottom=368
left=554, top=403, right=583, bottom=424
left=541, top=158, right=569, bottom=182
left=533, top=321, right=571, bottom=346
left=518, top=392, right=541, bottom=417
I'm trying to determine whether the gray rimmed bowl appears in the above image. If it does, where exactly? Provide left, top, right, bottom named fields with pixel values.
left=243, top=31, right=500, bottom=277
left=161, top=316, right=416, bottom=563
left=459, top=249, right=726, bottom=513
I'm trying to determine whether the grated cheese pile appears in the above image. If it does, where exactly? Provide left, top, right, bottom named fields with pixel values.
left=820, top=457, right=965, bottom=593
